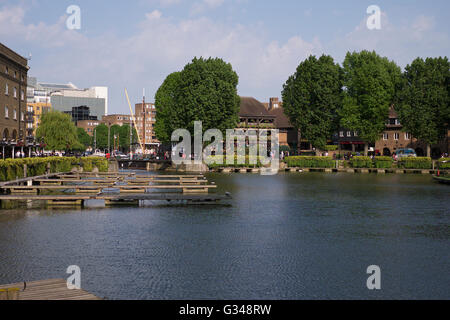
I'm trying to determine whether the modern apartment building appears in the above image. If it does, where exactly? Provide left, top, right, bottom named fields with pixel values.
left=27, top=78, right=108, bottom=121
left=50, top=86, right=108, bottom=121
left=27, top=102, right=51, bottom=133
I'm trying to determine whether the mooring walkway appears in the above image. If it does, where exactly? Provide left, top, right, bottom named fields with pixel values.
left=0, top=172, right=232, bottom=207
left=0, top=279, right=101, bottom=300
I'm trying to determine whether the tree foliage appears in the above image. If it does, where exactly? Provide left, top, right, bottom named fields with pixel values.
left=282, top=55, right=343, bottom=149
left=396, top=57, right=450, bottom=148
left=36, top=111, right=80, bottom=151
left=155, top=57, right=240, bottom=143
left=154, top=72, right=182, bottom=143
left=77, top=127, right=92, bottom=148
left=93, top=123, right=138, bottom=151
left=340, top=50, right=402, bottom=145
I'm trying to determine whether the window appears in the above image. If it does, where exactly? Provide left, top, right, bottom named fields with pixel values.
left=354, top=131, right=358, bottom=137
left=405, top=133, right=411, bottom=140
left=339, top=131, right=344, bottom=137
left=5, top=66, right=8, bottom=74
left=5, top=83, right=8, bottom=95
left=14, top=71, right=17, bottom=78
left=347, top=131, right=351, bottom=137
left=383, top=133, right=388, bottom=140
left=395, top=119, right=401, bottom=125
left=21, top=112, right=24, bottom=121
left=13, top=87, right=17, bottom=98
left=21, top=90, right=24, bottom=101
left=13, top=109, right=17, bottom=120
left=5, top=106, right=8, bottom=118
left=394, top=133, right=399, bottom=140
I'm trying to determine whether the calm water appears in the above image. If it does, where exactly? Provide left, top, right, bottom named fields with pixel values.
left=0, top=172, right=449, bottom=300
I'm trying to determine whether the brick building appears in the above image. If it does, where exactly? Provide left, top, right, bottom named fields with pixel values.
left=102, top=114, right=133, bottom=127
left=135, top=102, right=158, bottom=151
left=0, top=42, right=29, bottom=157
left=375, top=106, right=449, bottom=158
left=76, top=120, right=102, bottom=136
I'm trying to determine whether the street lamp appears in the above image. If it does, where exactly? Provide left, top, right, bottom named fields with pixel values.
left=107, top=122, right=111, bottom=154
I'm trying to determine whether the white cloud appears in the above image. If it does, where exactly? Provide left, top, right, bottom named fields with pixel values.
left=191, top=0, right=226, bottom=15
left=146, top=10, right=163, bottom=20
left=1, top=4, right=448, bottom=113
left=0, top=5, right=320, bottom=110
left=328, top=12, right=449, bottom=68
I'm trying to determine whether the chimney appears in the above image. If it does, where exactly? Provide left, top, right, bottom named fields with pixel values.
left=269, top=97, right=279, bottom=110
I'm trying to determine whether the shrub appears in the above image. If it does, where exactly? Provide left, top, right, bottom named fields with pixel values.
left=374, top=156, right=393, bottom=168
left=323, top=145, right=338, bottom=151
left=284, top=156, right=335, bottom=168
left=437, top=158, right=450, bottom=169
left=349, top=156, right=372, bottom=168
left=206, top=155, right=264, bottom=168
left=0, top=157, right=108, bottom=182
left=397, top=157, right=432, bottom=169
left=89, top=157, right=109, bottom=172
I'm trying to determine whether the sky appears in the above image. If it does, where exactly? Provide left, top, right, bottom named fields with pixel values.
left=0, top=0, right=449, bottom=114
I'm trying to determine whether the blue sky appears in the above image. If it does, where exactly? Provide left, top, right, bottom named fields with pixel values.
left=1, top=0, right=449, bottom=114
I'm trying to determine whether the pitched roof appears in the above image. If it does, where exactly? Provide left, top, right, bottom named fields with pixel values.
left=239, top=97, right=272, bottom=117
left=268, top=107, right=293, bottom=128
left=389, top=105, right=398, bottom=118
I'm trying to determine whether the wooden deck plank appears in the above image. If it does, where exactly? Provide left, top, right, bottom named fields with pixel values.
left=0, top=279, right=101, bottom=300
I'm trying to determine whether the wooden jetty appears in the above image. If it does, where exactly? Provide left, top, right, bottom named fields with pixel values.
left=0, top=172, right=231, bottom=207
left=0, top=279, right=101, bottom=300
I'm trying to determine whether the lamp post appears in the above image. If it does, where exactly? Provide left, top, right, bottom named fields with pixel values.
left=107, top=122, right=111, bottom=154
left=94, top=127, right=97, bottom=151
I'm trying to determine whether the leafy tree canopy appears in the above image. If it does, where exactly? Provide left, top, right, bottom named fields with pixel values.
left=282, top=54, right=343, bottom=149
left=36, top=111, right=80, bottom=151
left=340, top=50, right=402, bottom=144
left=155, top=57, right=240, bottom=143
left=396, top=56, right=450, bottom=147
left=77, top=127, right=92, bottom=149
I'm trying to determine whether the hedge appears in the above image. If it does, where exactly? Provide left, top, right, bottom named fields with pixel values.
left=0, top=157, right=109, bottom=182
left=374, top=156, right=394, bottom=168
left=285, top=156, right=335, bottom=168
left=349, top=156, right=373, bottom=168
left=206, top=156, right=265, bottom=168
left=397, top=157, right=432, bottom=169
left=323, top=145, right=338, bottom=151
left=437, top=158, right=450, bottom=169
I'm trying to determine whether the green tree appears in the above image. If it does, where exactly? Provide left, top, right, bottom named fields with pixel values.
left=340, top=50, right=402, bottom=155
left=77, top=127, right=92, bottom=149
left=36, top=111, right=80, bottom=151
left=93, top=123, right=109, bottom=150
left=155, top=57, right=240, bottom=143
left=396, top=57, right=450, bottom=157
left=93, top=123, right=138, bottom=152
left=282, top=55, right=343, bottom=151
left=155, top=72, right=181, bottom=143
